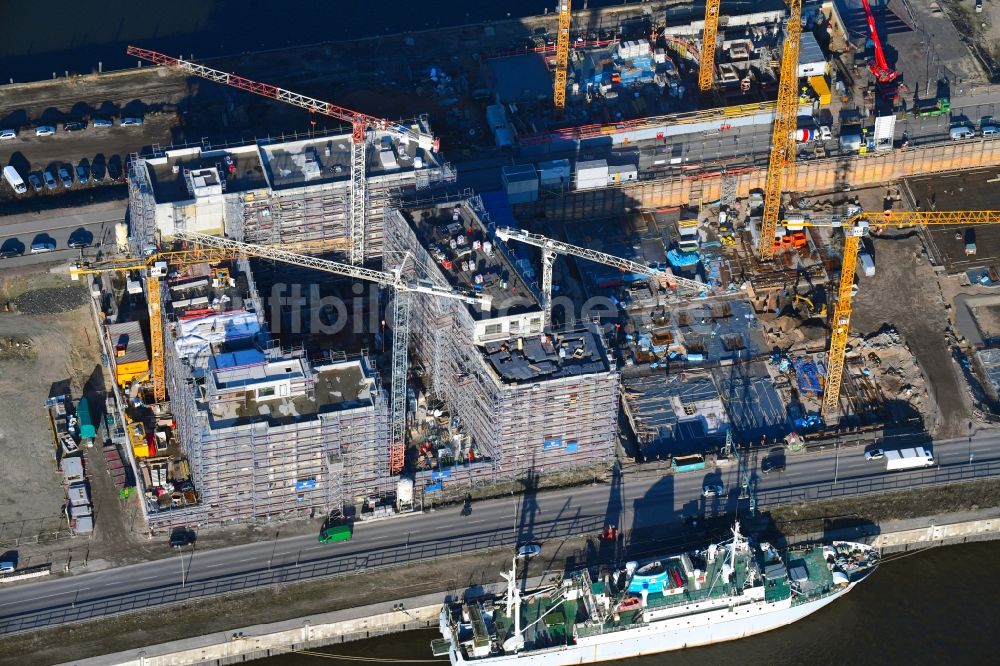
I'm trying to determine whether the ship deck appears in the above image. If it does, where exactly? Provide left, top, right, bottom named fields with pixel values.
left=788, top=546, right=836, bottom=605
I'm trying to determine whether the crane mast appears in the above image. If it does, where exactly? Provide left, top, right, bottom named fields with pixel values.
left=698, top=0, right=721, bottom=92
left=860, top=0, right=899, bottom=84
left=552, top=0, right=572, bottom=117
left=781, top=211, right=1000, bottom=418
left=758, top=0, right=802, bottom=260
left=127, top=46, right=434, bottom=266
left=174, top=230, right=489, bottom=475
left=494, top=226, right=709, bottom=329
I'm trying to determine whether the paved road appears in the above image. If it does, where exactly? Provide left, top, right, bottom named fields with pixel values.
left=0, top=207, right=122, bottom=269
left=457, top=92, right=1000, bottom=193
left=0, top=429, right=998, bottom=634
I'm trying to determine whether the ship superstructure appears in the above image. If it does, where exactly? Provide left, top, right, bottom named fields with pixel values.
left=433, top=522, right=879, bottom=665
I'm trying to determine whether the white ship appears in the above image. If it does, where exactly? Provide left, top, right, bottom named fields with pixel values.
left=432, top=522, right=880, bottom=665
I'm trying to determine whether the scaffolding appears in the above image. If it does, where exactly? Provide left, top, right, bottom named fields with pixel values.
left=127, top=153, right=157, bottom=255
left=148, top=260, right=391, bottom=531
left=384, top=203, right=620, bottom=490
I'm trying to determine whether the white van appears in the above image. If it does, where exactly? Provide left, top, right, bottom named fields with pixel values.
left=981, top=125, right=998, bottom=137
left=0, top=562, right=15, bottom=574
left=950, top=126, right=975, bottom=140
left=3, top=166, right=27, bottom=194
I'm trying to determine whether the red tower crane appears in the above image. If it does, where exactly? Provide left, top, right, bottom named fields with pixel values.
left=861, top=0, right=899, bottom=84
left=126, top=46, right=440, bottom=266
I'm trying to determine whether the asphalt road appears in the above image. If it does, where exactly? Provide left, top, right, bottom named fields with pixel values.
left=0, top=429, right=998, bottom=634
left=456, top=91, right=1000, bottom=193
left=0, top=207, right=122, bottom=270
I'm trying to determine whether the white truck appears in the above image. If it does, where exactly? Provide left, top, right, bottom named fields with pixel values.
left=3, top=166, right=26, bottom=194
left=883, top=446, right=934, bottom=471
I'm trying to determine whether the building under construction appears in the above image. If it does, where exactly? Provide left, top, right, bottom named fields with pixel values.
left=384, top=197, right=620, bottom=494
left=126, top=122, right=452, bottom=257
left=122, top=128, right=448, bottom=529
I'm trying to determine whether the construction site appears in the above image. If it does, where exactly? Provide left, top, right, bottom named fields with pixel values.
left=3, top=0, right=1000, bottom=542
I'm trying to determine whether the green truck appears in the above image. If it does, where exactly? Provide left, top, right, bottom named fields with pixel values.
left=913, top=96, right=950, bottom=117
left=318, top=522, right=353, bottom=543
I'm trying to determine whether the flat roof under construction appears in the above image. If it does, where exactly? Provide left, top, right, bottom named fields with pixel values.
left=208, top=357, right=376, bottom=427
left=483, top=328, right=610, bottom=384
left=260, top=131, right=439, bottom=191
left=402, top=202, right=539, bottom=318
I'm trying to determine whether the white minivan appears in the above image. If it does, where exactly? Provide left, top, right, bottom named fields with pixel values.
left=950, top=126, right=975, bottom=140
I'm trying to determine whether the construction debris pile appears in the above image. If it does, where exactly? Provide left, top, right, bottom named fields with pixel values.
left=12, top=286, right=89, bottom=315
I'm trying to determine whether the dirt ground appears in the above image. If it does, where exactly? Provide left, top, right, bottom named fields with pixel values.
left=0, top=271, right=99, bottom=537
left=851, top=228, right=969, bottom=437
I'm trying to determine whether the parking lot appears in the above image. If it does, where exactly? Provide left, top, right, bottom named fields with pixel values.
left=1, top=114, right=175, bottom=204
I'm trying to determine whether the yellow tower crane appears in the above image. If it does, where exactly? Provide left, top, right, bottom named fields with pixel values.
left=698, top=0, right=721, bottom=92
left=553, top=0, right=573, bottom=118
left=758, top=0, right=802, bottom=260
left=782, top=210, right=1000, bottom=419
left=71, top=239, right=351, bottom=404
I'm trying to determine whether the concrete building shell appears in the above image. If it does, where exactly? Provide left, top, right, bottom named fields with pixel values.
left=383, top=199, right=620, bottom=489
left=127, top=125, right=454, bottom=261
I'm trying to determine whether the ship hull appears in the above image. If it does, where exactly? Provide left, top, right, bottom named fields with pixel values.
left=449, top=581, right=861, bottom=666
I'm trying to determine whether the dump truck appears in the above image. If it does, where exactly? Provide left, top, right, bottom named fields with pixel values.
left=883, top=447, right=934, bottom=471
left=671, top=454, right=706, bottom=473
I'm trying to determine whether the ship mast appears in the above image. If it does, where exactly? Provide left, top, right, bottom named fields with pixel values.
left=501, top=557, right=525, bottom=652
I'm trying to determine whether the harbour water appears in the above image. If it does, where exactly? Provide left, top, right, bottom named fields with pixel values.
left=1, top=0, right=624, bottom=83
left=258, top=540, right=998, bottom=664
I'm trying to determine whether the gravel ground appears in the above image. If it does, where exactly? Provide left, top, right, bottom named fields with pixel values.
left=11, top=285, right=89, bottom=315
left=851, top=230, right=969, bottom=437
left=0, top=273, right=100, bottom=541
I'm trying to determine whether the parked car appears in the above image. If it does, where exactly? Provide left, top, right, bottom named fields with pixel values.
left=35, top=126, right=56, bottom=137
left=63, top=121, right=86, bottom=132
left=702, top=483, right=725, bottom=498
left=982, top=125, right=998, bottom=137
left=761, top=457, right=786, bottom=474
left=30, top=241, right=56, bottom=254
left=76, top=159, right=90, bottom=185
left=818, top=125, right=833, bottom=141
left=91, top=154, right=107, bottom=181
left=0, top=239, right=24, bottom=259
left=516, top=543, right=542, bottom=559
left=107, top=154, right=123, bottom=180
left=42, top=169, right=57, bottom=190
left=92, top=118, right=114, bottom=128
left=120, top=117, right=143, bottom=127
left=0, top=129, right=17, bottom=141
left=864, top=448, right=885, bottom=461
left=68, top=229, right=93, bottom=249
left=57, top=166, right=73, bottom=188
left=169, top=528, right=196, bottom=549
left=27, top=172, right=43, bottom=193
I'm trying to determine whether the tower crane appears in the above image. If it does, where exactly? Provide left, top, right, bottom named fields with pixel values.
left=781, top=210, right=1000, bottom=419
left=758, top=0, right=802, bottom=260
left=172, top=230, right=492, bottom=476
left=698, top=0, right=721, bottom=92
left=860, top=0, right=899, bottom=84
left=71, top=239, right=352, bottom=403
left=126, top=46, right=439, bottom=266
left=494, top=227, right=712, bottom=329
left=552, top=0, right=572, bottom=118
